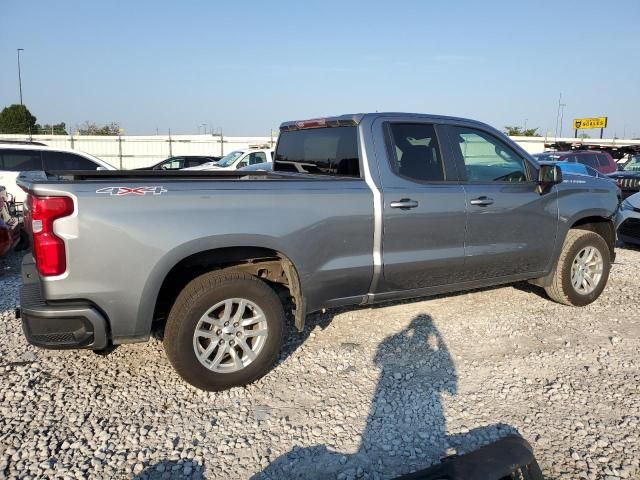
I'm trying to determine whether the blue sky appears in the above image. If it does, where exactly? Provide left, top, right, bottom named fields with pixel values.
left=1, top=0, right=639, bottom=137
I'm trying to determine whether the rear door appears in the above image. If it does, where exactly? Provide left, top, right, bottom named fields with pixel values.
left=445, top=124, right=558, bottom=279
left=375, top=119, right=467, bottom=291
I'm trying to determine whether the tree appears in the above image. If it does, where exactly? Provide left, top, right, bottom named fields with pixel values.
left=34, top=122, right=68, bottom=135
left=76, top=121, right=121, bottom=136
left=0, top=104, right=37, bottom=134
left=578, top=133, right=591, bottom=139
left=504, top=126, right=541, bottom=137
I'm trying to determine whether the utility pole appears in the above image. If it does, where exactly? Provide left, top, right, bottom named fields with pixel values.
left=555, top=93, right=567, bottom=138
left=17, top=48, right=24, bottom=105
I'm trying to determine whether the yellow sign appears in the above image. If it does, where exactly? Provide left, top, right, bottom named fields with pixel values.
left=573, top=117, right=607, bottom=129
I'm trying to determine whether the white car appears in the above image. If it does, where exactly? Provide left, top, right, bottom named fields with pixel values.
left=616, top=192, right=640, bottom=246
left=182, top=148, right=273, bottom=171
left=0, top=141, right=116, bottom=203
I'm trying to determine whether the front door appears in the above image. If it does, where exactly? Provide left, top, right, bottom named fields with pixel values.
left=445, top=125, right=558, bottom=280
left=376, top=121, right=468, bottom=291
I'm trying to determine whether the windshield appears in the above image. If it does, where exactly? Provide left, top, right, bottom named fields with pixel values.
left=623, top=156, right=640, bottom=172
left=216, top=151, right=244, bottom=167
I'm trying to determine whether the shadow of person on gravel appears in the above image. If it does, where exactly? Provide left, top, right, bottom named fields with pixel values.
left=134, top=459, right=206, bottom=479
left=252, top=314, right=520, bottom=480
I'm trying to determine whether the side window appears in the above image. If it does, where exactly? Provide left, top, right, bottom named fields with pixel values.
left=451, top=127, right=528, bottom=182
left=249, top=152, right=267, bottom=165
left=387, top=123, right=444, bottom=182
left=186, top=158, right=205, bottom=168
left=0, top=150, right=42, bottom=171
left=161, top=158, right=183, bottom=170
left=43, top=151, right=99, bottom=170
left=237, top=155, right=250, bottom=168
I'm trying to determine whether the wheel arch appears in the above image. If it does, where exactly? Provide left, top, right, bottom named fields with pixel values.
left=136, top=244, right=306, bottom=340
left=531, top=214, right=615, bottom=288
left=570, top=215, right=616, bottom=261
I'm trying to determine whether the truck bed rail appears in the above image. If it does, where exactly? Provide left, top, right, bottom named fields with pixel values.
left=42, top=169, right=272, bottom=181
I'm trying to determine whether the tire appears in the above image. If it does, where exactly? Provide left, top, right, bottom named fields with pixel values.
left=15, top=229, right=29, bottom=251
left=545, top=229, right=611, bottom=306
left=164, top=271, right=285, bottom=391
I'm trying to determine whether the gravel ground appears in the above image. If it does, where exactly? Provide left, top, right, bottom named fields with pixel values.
left=0, top=247, right=639, bottom=480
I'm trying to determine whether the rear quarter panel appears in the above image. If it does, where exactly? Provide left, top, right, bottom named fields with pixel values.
left=33, top=178, right=374, bottom=341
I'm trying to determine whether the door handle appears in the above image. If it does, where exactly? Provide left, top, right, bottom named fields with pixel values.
left=390, top=198, right=419, bottom=209
left=469, top=196, right=494, bottom=206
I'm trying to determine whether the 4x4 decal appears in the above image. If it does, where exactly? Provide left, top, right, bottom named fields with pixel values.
left=96, top=186, right=168, bottom=196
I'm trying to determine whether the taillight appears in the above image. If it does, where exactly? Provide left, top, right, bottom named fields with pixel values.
left=27, top=195, right=74, bottom=276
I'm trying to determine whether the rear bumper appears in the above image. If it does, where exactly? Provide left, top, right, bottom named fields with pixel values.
left=18, top=256, right=109, bottom=350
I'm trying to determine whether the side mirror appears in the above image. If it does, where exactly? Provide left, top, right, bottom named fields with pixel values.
left=537, top=164, right=562, bottom=193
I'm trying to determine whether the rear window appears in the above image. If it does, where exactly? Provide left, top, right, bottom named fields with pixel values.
left=577, top=153, right=599, bottom=169
left=596, top=153, right=611, bottom=167
left=274, top=127, right=360, bottom=177
left=42, top=151, right=99, bottom=170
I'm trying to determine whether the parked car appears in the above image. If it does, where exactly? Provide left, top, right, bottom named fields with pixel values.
left=135, top=156, right=220, bottom=171
left=532, top=150, right=617, bottom=175
left=16, top=112, right=619, bottom=391
left=183, top=148, right=273, bottom=171
left=0, top=186, right=21, bottom=257
left=608, top=154, right=640, bottom=199
left=0, top=142, right=116, bottom=203
left=616, top=192, right=640, bottom=245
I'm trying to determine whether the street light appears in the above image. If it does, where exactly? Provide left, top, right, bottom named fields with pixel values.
left=17, top=48, right=24, bottom=105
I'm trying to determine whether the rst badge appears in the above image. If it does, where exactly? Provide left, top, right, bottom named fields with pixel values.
left=96, top=186, right=168, bottom=196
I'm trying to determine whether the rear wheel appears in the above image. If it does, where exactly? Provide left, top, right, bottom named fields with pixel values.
left=545, top=229, right=611, bottom=306
left=164, top=271, right=285, bottom=391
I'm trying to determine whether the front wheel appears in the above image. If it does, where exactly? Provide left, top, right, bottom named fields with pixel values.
left=545, top=229, right=611, bottom=306
left=164, top=271, right=285, bottom=391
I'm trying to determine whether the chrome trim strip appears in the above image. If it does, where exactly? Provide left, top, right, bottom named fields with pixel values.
left=359, top=127, right=383, bottom=296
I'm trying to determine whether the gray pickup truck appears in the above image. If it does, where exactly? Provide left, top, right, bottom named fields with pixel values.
left=17, top=113, right=619, bottom=391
